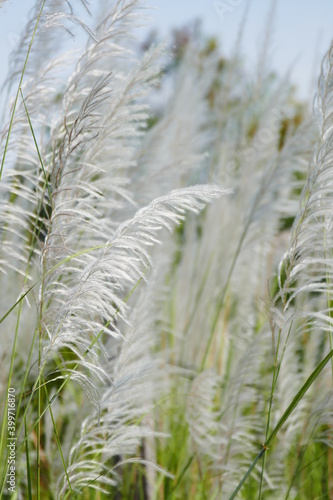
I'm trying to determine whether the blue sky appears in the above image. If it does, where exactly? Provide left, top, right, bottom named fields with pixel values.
left=0, top=0, right=332, bottom=100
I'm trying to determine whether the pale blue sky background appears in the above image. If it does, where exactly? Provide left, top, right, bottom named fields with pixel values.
left=0, top=0, right=333, bottom=101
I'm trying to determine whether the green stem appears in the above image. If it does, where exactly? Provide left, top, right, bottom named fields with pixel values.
left=19, top=88, right=53, bottom=209
left=43, top=376, right=73, bottom=495
left=0, top=0, right=46, bottom=181
left=229, top=448, right=266, bottom=500
left=201, top=163, right=277, bottom=371
left=25, top=416, right=32, bottom=500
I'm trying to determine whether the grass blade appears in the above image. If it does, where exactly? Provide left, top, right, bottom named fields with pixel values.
left=229, top=348, right=333, bottom=498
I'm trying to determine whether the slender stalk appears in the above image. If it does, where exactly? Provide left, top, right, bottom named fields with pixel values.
left=37, top=346, right=41, bottom=500
left=259, top=325, right=285, bottom=498
left=19, top=88, right=53, bottom=209
left=0, top=0, right=46, bottom=181
left=16, top=327, right=39, bottom=423
left=258, top=260, right=301, bottom=496
left=323, top=227, right=333, bottom=380
left=25, top=416, right=32, bottom=500
left=201, top=159, right=279, bottom=370
left=229, top=448, right=266, bottom=500
left=200, top=223, right=247, bottom=371
left=43, top=376, right=73, bottom=495
left=36, top=189, right=48, bottom=500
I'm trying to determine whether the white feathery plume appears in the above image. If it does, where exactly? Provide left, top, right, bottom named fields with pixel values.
left=58, top=253, right=180, bottom=496
left=42, top=186, right=228, bottom=390
left=277, top=42, right=333, bottom=315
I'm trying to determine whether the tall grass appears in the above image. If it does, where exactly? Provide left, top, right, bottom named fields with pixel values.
left=0, top=1, right=332, bottom=498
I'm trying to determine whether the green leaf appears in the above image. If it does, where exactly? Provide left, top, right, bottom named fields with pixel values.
left=229, top=348, right=333, bottom=499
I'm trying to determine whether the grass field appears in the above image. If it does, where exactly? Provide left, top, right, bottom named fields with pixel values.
left=0, top=1, right=332, bottom=498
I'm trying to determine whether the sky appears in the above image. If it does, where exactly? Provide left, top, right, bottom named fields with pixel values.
left=0, top=0, right=332, bottom=102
